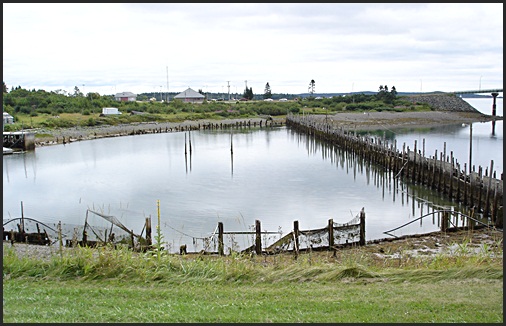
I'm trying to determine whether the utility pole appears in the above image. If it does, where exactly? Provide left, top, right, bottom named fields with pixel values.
left=227, top=81, right=230, bottom=101
left=166, top=66, right=169, bottom=103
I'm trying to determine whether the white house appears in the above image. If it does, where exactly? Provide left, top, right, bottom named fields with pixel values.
left=173, top=88, right=205, bottom=103
left=3, top=112, right=14, bottom=124
left=101, top=107, right=121, bottom=115
left=114, top=92, right=137, bottom=102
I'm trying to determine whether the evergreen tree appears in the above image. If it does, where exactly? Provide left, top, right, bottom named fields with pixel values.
left=243, top=87, right=254, bottom=100
left=263, top=82, right=272, bottom=99
left=308, top=79, right=315, bottom=94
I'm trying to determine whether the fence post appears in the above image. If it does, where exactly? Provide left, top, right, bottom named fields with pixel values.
left=218, top=222, right=224, bottom=256
left=58, top=221, right=63, bottom=259
left=441, top=211, right=448, bottom=232
left=255, top=220, right=261, bottom=255
left=293, top=220, right=299, bottom=259
left=328, top=219, right=334, bottom=250
left=130, top=229, right=135, bottom=250
left=359, top=208, right=366, bottom=246
left=145, top=217, right=152, bottom=247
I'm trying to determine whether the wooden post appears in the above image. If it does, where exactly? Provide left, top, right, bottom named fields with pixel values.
left=328, top=218, right=334, bottom=250
left=484, top=160, right=494, bottom=218
left=20, top=201, right=25, bottom=233
left=412, top=140, right=417, bottom=183
left=130, top=229, right=135, bottom=250
left=477, top=166, right=483, bottom=212
left=218, top=222, right=224, bottom=256
left=456, top=163, right=461, bottom=202
left=145, top=216, right=152, bottom=247
left=469, top=123, right=473, bottom=170
left=58, top=221, right=63, bottom=258
left=463, top=163, right=468, bottom=205
left=449, top=152, right=454, bottom=198
left=441, top=211, right=448, bottom=232
left=255, top=219, right=261, bottom=255
left=293, top=220, right=299, bottom=258
left=359, top=208, right=366, bottom=246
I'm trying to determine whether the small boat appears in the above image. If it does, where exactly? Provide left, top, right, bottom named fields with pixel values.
left=3, top=147, right=14, bottom=155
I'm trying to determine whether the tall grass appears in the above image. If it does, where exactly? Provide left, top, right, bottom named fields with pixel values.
left=3, top=241, right=502, bottom=284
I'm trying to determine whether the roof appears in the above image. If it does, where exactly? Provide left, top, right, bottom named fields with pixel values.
left=174, top=88, right=205, bottom=99
left=115, top=92, right=137, bottom=97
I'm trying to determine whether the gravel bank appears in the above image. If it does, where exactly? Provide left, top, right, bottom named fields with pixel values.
left=31, top=111, right=502, bottom=147
left=318, top=111, right=501, bottom=131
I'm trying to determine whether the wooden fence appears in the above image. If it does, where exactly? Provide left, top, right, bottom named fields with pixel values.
left=286, top=114, right=503, bottom=228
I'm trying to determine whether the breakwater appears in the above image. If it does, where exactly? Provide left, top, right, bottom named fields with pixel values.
left=404, top=94, right=483, bottom=113
left=286, top=113, right=503, bottom=227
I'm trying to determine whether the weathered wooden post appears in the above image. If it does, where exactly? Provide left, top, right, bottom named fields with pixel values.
left=328, top=218, right=334, bottom=250
left=412, top=140, right=417, bottom=183
left=58, top=221, right=63, bottom=259
left=255, top=220, right=261, bottom=255
left=130, top=229, right=135, bottom=250
left=484, top=160, right=494, bottom=218
left=477, top=166, right=483, bottom=212
left=293, top=220, right=300, bottom=259
left=218, top=222, right=224, bottom=256
left=441, top=211, right=449, bottom=232
left=359, top=208, right=366, bottom=246
left=145, top=217, right=152, bottom=247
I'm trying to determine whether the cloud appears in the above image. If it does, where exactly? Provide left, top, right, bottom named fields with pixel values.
left=3, top=3, right=503, bottom=95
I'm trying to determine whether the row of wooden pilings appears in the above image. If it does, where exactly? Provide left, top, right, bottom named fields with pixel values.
left=286, top=114, right=503, bottom=228
left=50, top=119, right=283, bottom=146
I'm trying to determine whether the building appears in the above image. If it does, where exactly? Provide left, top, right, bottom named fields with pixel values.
left=101, top=107, right=121, bottom=115
left=3, top=112, right=14, bottom=124
left=114, top=92, right=137, bottom=102
left=173, top=88, right=205, bottom=103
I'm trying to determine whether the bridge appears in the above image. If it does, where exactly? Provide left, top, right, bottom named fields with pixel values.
left=448, top=88, right=502, bottom=116
left=449, top=88, right=503, bottom=95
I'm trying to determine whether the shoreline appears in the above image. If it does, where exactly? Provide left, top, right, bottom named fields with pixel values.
left=32, top=111, right=502, bottom=147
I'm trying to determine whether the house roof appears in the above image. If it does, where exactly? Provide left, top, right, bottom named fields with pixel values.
left=115, top=92, right=137, bottom=97
left=174, top=88, right=205, bottom=99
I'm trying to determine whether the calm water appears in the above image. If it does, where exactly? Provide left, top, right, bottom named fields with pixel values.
left=3, top=97, right=502, bottom=253
left=362, top=97, right=503, bottom=176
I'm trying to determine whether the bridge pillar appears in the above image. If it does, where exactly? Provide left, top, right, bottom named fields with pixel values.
left=491, top=92, right=498, bottom=116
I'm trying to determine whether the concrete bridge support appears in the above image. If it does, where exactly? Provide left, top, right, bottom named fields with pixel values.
left=491, top=92, right=498, bottom=116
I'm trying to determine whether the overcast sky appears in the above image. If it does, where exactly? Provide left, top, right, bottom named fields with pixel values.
left=3, top=3, right=503, bottom=96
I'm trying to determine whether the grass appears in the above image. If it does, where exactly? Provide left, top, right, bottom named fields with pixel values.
left=2, top=242, right=503, bottom=323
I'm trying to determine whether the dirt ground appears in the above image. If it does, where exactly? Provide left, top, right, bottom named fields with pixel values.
left=3, top=227, right=503, bottom=263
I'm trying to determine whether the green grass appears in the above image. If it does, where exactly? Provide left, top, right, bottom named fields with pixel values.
left=2, top=245, right=503, bottom=323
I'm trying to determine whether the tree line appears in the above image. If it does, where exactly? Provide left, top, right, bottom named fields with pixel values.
left=3, top=81, right=426, bottom=131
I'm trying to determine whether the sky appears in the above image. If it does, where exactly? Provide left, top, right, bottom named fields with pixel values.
left=3, top=3, right=503, bottom=96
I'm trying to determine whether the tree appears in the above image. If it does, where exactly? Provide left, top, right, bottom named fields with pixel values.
left=377, top=84, right=397, bottom=104
left=3, top=81, right=7, bottom=93
left=73, top=86, right=83, bottom=97
left=308, top=79, right=315, bottom=95
left=263, top=82, right=272, bottom=99
left=390, top=86, right=397, bottom=97
left=243, top=87, right=253, bottom=100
